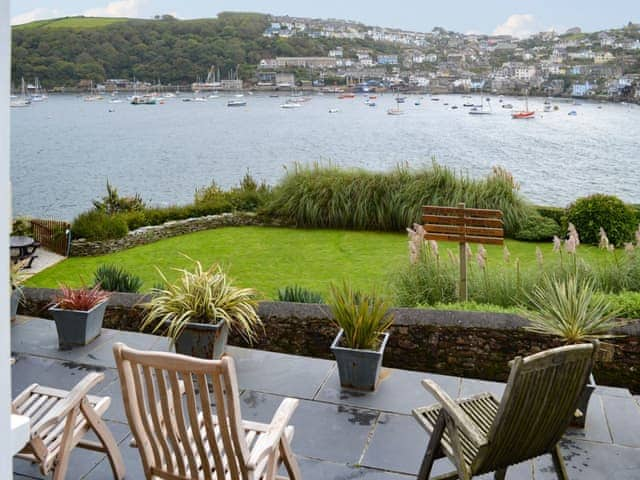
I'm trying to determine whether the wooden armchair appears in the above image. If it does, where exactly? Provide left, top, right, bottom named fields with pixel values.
left=413, top=342, right=598, bottom=480
left=113, top=342, right=302, bottom=480
left=12, top=371, right=125, bottom=480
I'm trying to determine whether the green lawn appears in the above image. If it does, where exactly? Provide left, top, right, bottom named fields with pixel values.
left=15, top=16, right=130, bottom=30
left=27, top=226, right=607, bottom=300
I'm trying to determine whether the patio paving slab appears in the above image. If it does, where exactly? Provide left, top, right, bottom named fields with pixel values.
left=315, top=367, right=460, bottom=415
left=600, top=395, right=640, bottom=447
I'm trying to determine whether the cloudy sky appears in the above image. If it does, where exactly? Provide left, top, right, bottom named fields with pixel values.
left=10, top=0, right=639, bottom=36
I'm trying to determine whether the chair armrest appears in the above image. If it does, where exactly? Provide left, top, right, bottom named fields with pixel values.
left=34, top=372, right=105, bottom=435
left=421, top=379, right=487, bottom=448
left=247, top=397, right=298, bottom=470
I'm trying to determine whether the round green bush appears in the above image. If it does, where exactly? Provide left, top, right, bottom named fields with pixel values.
left=72, top=210, right=128, bottom=241
left=514, top=214, right=560, bottom=241
left=566, top=194, right=637, bottom=246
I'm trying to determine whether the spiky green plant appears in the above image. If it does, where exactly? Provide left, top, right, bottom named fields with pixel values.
left=141, top=261, right=262, bottom=345
left=524, top=275, right=623, bottom=343
left=93, top=264, right=143, bottom=293
left=277, top=285, right=324, bottom=304
left=328, top=282, right=394, bottom=350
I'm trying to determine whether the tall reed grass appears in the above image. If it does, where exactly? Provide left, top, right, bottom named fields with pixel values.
left=268, top=162, right=533, bottom=235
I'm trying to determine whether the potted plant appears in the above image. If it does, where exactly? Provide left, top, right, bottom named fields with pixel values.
left=524, top=274, right=624, bottom=427
left=10, top=260, right=28, bottom=321
left=329, top=282, right=394, bottom=391
left=49, top=284, right=110, bottom=349
left=141, top=261, right=262, bottom=359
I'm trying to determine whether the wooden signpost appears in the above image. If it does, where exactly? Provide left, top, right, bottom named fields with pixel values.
left=422, top=202, right=504, bottom=301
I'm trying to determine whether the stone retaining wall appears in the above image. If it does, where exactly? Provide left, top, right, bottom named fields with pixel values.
left=19, top=288, right=640, bottom=393
left=70, top=212, right=288, bottom=256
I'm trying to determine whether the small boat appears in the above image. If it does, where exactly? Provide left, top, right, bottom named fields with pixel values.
left=512, top=91, right=535, bottom=119
left=130, top=95, right=157, bottom=105
left=208, top=94, right=219, bottom=99
left=338, top=93, right=355, bottom=99
left=280, top=102, right=301, bottom=109
left=10, top=77, right=31, bottom=107
left=328, top=108, right=340, bottom=113
left=463, top=103, right=475, bottom=107
left=431, top=97, right=440, bottom=101
left=396, top=97, right=406, bottom=103
left=368, top=95, right=377, bottom=99
left=83, top=80, right=103, bottom=101
left=227, top=99, right=247, bottom=107
left=502, top=104, right=513, bottom=109
left=387, top=107, right=404, bottom=115
left=367, top=102, right=376, bottom=107
left=182, top=98, right=192, bottom=102
left=468, top=107, right=490, bottom=115
left=29, top=77, right=48, bottom=102
left=163, top=92, right=176, bottom=98
left=543, top=98, right=552, bottom=112
left=568, top=110, right=577, bottom=116
left=269, top=94, right=280, bottom=98
left=108, top=98, right=123, bottom=104
left=414, top=101, right=421, bottom=106
left=451, top=105, right=459, bottom=110
left=193, top=96, right=208, bottom=102
left=234, top=93, right=245, bottom=98
left=443, top=102, right=449, bottom=106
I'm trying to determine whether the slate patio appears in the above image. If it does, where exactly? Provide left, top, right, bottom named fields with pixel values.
left=11, top=316, right=640, bottom=479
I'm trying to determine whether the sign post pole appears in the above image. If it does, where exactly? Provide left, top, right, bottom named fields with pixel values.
left=458, top=203, right=467, bottom=301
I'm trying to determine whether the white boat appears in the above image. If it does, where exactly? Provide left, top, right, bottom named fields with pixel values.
left=130, top=95, right=157, bottom=105
left=193, top=96, right=208, bottom=102
left=10, top=78, right=31, bottom=107
left=543, top=98, right=553, bottom=112
left=208, top=94, right=219, bottom=99
left=328, top=108, right=340, bottom=113
left=29, top=77, right=48, bottom=102
left=227, top=99, right=247, bottom=107
left=83, top=81, right=103, bottom=101
left=234, top=93, right=244, bottom=98
left=280, top=102, right=302, bottom=109
left=109, top=98, right=123, bottom=104
left=468, top=92, right=491, bottom=115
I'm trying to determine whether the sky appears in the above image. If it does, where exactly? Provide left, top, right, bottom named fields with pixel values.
left=9, top=0, right=640, bottom=37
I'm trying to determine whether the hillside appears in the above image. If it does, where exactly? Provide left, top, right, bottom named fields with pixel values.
left=11, top=12, right=395, bottom=88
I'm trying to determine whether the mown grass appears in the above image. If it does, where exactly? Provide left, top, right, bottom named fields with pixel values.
left=14, top=16, right=131, bottom=30
left=27, top=226, right=608, bottom=300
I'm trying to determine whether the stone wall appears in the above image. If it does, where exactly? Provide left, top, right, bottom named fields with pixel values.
left=70, top=212, right=289, bottom=256
left=19, top=288, right=640, bottom=393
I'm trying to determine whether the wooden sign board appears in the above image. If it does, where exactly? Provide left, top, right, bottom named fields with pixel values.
left=422, top=203, right=504, bottom=300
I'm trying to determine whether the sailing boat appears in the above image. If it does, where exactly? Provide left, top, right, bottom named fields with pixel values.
left=83, top=80, right=103, bottom=101
left=512, top=90, right=535, bottom=119
left=387, top=90, right=405, bottom=115
left=468, top=91, right=491, bottom=115
left=30, top=77, right=48, bottom=102
left=10, top=78, right=31, bottom=108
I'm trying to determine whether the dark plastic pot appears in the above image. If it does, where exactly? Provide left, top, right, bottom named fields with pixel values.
left=173, top=319, right=229, bottom=359
left=49, top=299, right=108, bottom=349
left=11, top=289, right=20, bottom=321
left=572, top=373, right=596, bottom=428
left=331, top=329, right=390, bottom=391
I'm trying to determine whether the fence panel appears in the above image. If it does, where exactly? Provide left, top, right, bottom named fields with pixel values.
left=30, top=218, right=70, bottom=256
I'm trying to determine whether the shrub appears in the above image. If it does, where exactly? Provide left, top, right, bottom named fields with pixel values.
left=11, top=217, right=32, bottom=236
left=514, top=214, right=560, bottom=241
left=93, top=264, right=143, bottom=293
left=268, top=162, right=534, bottom=236
left=277, top=285, right=324, bottom=303
left=72, top=210, right=128, bottom=241
left=92, top=181, right=145, bottom=214
left=535, top=205, right=566, bottom=226
left=601, top=291, right=640, bottom=319
left=567, top=194, right=636, bottom=246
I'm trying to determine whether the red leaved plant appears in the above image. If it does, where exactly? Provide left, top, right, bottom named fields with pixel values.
left=53, top=284, right=110, bottom=311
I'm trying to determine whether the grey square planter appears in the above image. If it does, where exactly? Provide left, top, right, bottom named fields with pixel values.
left=49, top=300, right=108, bottom=349
left=331, top=329, right=390, bottom=391
left=173, top=319, right=229, bottom=360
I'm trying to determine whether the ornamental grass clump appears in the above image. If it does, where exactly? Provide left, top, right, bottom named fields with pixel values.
left=524, top=275, right=622, bottom=344
left=53, top=284, right=110, bottom=311
left=328, top=282, right=394, bottom=350
left=277, top=285, right=324, bottom=304
left=141, top=261, right=262, bottom=345
left=93, top=264, right=143, bottom=293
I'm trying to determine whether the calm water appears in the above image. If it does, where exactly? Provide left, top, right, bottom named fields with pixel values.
left=10, top=93, right=640, bottom=220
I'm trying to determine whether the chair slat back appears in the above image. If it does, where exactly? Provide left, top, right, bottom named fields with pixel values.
left=113, top=343, right=250, bottom=480
left=476, top=342, right=596, bottom=474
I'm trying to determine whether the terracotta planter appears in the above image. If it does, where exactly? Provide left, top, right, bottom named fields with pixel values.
left=173, top=319, right=229, bottom=359
left=331, top=329, right=390, bottom=391
left=49, top=300, right=108, bottom=349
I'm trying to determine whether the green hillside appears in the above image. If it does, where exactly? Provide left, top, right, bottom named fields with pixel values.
left=11, top=12, right=396, bottom=88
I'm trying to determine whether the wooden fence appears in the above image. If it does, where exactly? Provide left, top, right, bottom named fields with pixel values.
left=31, top=219, right=71, bottom=256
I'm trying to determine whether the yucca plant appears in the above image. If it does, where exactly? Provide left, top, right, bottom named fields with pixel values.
left=328, top=282, right=394, bottom=350
left=277, top=285, right=324, bottom=304
left=93, top=264, right=143, bottom=293
left=141, top=261, right=262, bottom=346
left=523, top=274, right=622, bottom=344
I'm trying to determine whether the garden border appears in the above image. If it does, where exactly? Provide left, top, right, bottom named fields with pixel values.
left=18, top=287, right=640, bottom=394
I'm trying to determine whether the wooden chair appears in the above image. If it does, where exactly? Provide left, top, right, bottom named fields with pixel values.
left=12, top=372, right=126, bottom=480
left=412, top=342, right=598, bottom=480
left=113, top=342, right=302, bottom=480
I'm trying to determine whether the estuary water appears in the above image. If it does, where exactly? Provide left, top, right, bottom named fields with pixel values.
left=10, top=93, right=640, bottom=220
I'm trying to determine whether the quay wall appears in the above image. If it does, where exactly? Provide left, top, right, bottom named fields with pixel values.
left=18, top=288, right=640, bottom=394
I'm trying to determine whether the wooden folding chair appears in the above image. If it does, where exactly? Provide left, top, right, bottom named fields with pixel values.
left=413, top=342, right=598, bottom=480
left=13, top=371, right=125, bottom=480
left=113, top=342, right=302, bottom=480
